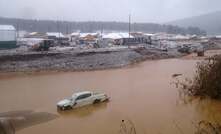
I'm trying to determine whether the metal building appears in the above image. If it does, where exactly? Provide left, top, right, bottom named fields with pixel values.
left=0, top=25, right=17, bottom=49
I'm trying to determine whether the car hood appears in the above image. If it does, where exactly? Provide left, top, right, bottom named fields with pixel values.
left=57, top=99, right=71, bottom=106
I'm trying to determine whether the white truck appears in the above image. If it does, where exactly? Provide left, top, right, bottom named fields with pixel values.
left=57, top=91, right=109, bottom=110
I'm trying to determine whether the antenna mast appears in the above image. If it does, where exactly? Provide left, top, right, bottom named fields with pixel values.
left=129, top=14, right=131, bottom=38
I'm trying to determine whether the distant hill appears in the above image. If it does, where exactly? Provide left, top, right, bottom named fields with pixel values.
left=0, top=17, right=206, bottom=35
left=168, top=11, right=221, bottom=35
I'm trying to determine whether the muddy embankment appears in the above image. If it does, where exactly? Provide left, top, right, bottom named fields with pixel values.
left=0, top=48, right=183, bottom=73
left=0, top=110, right=58, bottom=134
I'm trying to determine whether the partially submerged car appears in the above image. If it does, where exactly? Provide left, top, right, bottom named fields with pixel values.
left=57, top=91, right=109, bottom=110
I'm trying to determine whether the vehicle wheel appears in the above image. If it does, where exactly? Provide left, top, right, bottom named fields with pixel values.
left=67, top=106, right=73, bottom=110
left=93, top=99, right=101, bottom=104
left=62, top=107, right=66, bottom=111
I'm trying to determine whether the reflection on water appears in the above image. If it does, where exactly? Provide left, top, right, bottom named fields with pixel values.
left=0, top=111, right=58, bottom=134
left=194, top=99, right=221, bottom=122
left=57, top=102, right=108, bottom=118
left=0, top=59, right=221, bottom=134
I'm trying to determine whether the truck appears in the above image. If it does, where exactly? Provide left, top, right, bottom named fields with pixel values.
left=57, top=91, right=109, bottom=110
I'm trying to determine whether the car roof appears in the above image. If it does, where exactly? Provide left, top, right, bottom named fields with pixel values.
left=72, top=91, right=91, bottom=97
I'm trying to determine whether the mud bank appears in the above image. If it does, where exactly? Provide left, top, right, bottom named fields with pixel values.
left=0, top=48, right=182, bottom=73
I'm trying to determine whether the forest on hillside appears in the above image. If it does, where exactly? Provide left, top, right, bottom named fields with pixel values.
left=0, top=17, right=206, bottom=35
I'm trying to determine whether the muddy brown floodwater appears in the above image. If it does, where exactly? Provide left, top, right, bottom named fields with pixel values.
left=1, top=59, right=221, bottom=134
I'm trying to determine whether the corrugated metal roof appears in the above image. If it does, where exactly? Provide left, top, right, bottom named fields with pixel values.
left=79, top=33, right=98, bottom=38
left=0, top=25, right=16, bottom=31
left=103, top=33, right=134, bottom=39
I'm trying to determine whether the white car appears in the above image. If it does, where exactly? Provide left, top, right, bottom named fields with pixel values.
left=57, top=91, right=109, bottom=110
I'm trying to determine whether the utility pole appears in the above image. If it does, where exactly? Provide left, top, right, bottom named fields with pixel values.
left=32, top=19, right=37, bottom=32
left=16, top=19, right=20, bottom=39
left=57, top=20, right=60, bottom=38
left=101, top=23, right=103, bottom=39
left=66, top=22, right=68, bottom=34
left=47, top=25, right=50, bottom=32
left=129, top=14, right=131, bottom=38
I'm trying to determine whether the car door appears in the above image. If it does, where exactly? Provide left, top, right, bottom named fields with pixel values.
left=82, top=93, right=93, bottom=105
left=75, top=93, right=92, bottom=107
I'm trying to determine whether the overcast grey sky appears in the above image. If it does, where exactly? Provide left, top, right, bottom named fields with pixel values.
left=0, top=0, right=220, bottom=23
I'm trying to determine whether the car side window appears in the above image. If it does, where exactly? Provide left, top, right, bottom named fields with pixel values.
left=76, top=93, right=91, bottom=100
left=84, top=93, right=91, bottom=98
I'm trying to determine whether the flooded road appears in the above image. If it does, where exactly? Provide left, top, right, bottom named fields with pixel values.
left=1, top=59, right=221, bottom=134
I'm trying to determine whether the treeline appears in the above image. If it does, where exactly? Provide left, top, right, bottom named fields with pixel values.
left=0, top=17, right=206, bottom=35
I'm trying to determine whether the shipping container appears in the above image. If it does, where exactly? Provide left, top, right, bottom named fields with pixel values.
left=0, top=25, right=17, bottom=49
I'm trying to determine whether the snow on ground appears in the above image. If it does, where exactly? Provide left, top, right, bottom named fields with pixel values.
left=17, top=38, right=44, bottom=46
